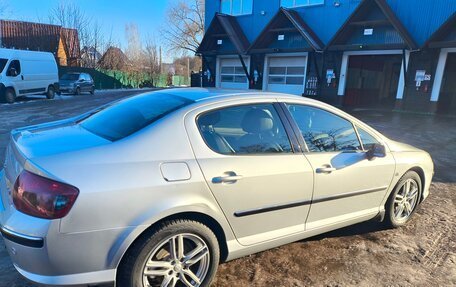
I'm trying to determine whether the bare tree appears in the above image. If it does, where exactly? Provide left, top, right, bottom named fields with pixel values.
left=162, top=0, right=205, bottom=54
left=48, top=1, right=91, bottom=48
left=143, top=36, right=161, bottom=86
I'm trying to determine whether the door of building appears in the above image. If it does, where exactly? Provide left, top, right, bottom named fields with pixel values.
left=438, top=53, right=456, bottom=113
left=345, top=55, right=402, bottom=109
left=265, top=56, right=307, bottom=95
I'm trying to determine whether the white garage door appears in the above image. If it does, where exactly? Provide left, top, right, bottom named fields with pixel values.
left=266, top=56, right=307, bottom=95
left=219, top=57, right=249, bottom=90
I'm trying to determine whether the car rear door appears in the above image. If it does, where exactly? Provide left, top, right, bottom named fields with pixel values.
left=281, top=102, right=396, bottom=230
left=185, top=99, right=314, bottom=246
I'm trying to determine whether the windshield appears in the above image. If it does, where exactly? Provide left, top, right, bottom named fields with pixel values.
left=60, top=74, right=80, bottom=81
left=0, top=58, right=7, bottom=73
left=80, top=92, right=194, bottom=141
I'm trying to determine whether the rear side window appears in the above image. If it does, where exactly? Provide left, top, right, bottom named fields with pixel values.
left=286, top=104, right=361, bottom=152
left=81, top=92, right=193, bottom=141
left=197, top=104, right=292, bottom=155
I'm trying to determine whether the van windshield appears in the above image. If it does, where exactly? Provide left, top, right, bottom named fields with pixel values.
left=61, top=74, right=80, bottom=81
left=0, top=58, right=7, bottom=73
left=80, top=92, right=194, bottom=141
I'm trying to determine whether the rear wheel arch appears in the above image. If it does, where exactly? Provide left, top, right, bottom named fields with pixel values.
left=116, top=211, right=229, bottom=271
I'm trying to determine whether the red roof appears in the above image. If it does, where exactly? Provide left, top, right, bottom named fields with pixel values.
left=0, top=19, right=81, bottom=61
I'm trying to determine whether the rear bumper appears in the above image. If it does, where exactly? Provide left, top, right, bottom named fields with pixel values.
left=0, top=225, right=44, bottom=248
left=0, top=171, right=121, bottom=286
left=14, top=264, right=115, bottom=287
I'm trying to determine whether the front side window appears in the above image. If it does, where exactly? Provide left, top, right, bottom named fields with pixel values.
left=221, top=0, right=253, bottom=15
left=356, top=126, right=380, bottom=151
left=197, top=104, right=292, bottom=155
left=81, top=92, right=194, bottom=141
left=281, top=0, right=324, bottom=8
left=6, top=60, right=21, bottom=77
left=286, top=104, right=361, bottom=152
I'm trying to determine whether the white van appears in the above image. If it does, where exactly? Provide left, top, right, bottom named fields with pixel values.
left=0, top=48, right=59, bottom=103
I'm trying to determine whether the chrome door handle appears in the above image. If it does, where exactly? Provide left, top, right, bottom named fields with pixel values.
left=212, top=172, right=243, bottom=184
left=316, top=166, right=336, bottom=174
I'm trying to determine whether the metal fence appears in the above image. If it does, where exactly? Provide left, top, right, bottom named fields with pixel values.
left=59, top=66, right=189, bottom=89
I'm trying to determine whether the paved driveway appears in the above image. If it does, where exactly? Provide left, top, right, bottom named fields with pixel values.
left=0, top=94, right=454, bottom=287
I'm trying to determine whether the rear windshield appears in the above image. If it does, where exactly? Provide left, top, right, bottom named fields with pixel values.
left=80, top=92, right=193, bottom=141
left=61, top=73, right=80, bottom=81
left=0, top=58, right=7, bottom=73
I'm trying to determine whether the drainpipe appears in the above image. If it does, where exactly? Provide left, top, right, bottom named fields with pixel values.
left=238, top=54, right=251, bottom=85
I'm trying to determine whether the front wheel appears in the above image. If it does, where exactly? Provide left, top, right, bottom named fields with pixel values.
left=384, top=171, right=422, bottom=228
left=4, top=88, right=16, bottom=103
left=117, top=219, right=220, bottom=287
left=46, top=85, right=55, bottom=99
left=75, top=87, right=81, bottom=96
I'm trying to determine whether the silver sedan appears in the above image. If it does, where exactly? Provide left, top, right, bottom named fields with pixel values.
left=0, top=88, right=433, bottom=287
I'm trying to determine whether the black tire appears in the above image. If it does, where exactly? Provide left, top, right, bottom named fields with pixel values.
left=90, top=87, right=95, bottom=95
left=4, top=88, right=16, bottom=104
left=384, top=171, right=422, bottom=228
left=46, top=85, right=55, bottom=99
left=75, top=87, right=81, bottom=96
left=117, top=219, right=220, bottom=287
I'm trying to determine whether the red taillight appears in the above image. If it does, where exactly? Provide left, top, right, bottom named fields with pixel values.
left=13, top=170, right=79, bottom=219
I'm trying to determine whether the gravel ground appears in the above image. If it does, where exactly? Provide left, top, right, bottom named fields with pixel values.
left=0, top=93, right=454, bottom=287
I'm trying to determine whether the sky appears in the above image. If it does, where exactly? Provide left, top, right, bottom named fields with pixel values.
left=4, top=0, right=173, bottom=60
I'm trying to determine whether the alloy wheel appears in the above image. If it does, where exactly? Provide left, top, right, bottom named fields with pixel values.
left=393, top=178, right=419, bottom=221
left=142, top=233, right=210, bottom=287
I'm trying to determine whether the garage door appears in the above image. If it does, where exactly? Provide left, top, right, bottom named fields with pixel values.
left=219, top=57, right=249, bottom=90
left=266, top=56, right=307, bottom=95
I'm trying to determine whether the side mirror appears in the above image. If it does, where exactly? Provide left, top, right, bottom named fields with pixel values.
left=366, top=143, right=386, bottom=160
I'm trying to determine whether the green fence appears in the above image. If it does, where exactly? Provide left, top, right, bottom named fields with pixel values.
left=59, top=66, right=189, bottom=89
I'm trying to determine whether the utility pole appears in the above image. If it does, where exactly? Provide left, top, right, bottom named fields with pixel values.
left=187, top=57, right=190, bottom=86
left=159, top=46, right=162, bottom=74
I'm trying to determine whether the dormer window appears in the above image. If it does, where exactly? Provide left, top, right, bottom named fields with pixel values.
left=221, top=0, right=253, bottom=16
left=281, top=0, right=324, bottom=8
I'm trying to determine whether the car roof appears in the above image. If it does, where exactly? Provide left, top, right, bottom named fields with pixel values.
left=155, top=88, right=317, bottom=103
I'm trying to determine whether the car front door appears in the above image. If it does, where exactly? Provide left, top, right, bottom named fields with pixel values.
left=283, top=103, right=396, bottom=230
left=185, top=100, right=314, bottom=246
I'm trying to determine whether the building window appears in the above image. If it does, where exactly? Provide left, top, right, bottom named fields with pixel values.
left=221, top=0, right=253, bottom=16
left=281, top=0, right=324, bottom=8
left=220, top=66, right=247, bottom=83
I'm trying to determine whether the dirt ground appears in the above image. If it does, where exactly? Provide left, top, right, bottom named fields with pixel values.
left=0, top=94, right=455, bottom=287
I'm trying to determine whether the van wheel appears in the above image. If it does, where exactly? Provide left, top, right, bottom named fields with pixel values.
left=90, top=87, right=95, bottom=95
left=46, top=85, right=55, bottom=99
left=384, top=171, right=422, bottom=228
left=4, top=88, right=16, bottom=104
left=75, top=87, right=81, bottom=96
left=117, top=219, right=219, bottom=287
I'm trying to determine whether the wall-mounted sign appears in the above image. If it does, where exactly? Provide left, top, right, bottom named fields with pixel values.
left=415, top=70, right=426, bottom=88
left=364, top=28, right=373, bottom=35
left=217, top=39, right=223, bottom=45
left=326, top=69, right=336, bottom=85
left=278, top=34, right=285, bottom=41
left=424, top=74, right=431, bottom=81
left=415, top=70, right=426, bottom=82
